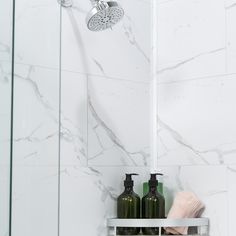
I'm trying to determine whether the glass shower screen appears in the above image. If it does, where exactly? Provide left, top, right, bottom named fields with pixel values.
left=0, top=0, right=14, bottom=235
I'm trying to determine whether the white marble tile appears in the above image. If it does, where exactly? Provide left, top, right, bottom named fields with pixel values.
left=227, top=165, right=236, bottom=236
left=157, top=49, right=226, bottom=84
left=61, top=0, right=151, bottom=82
left=0, top=112, right=11, bottom=166
left=0, top=166, right=10, bottom=236
left=157, top=74, right=236, bottom=166
left=59, top=166, right=149, bottom=236
left=0, top=0, right=13, bottom=61
left=14, top=0, right=60, bottom=68
left=13, top=64, right=60, bottom=166
left=157, top=0, right=226, bottom=83
left=60, top=71, right=87, bottom=166
left=226, top=3, right=236, bottom=73
left=0, top=61, right=12, bottom=96
left=180, top=166, right=228, bottom=236
left=88, top=76, right=150, bottom=166
left=159, top=165, right=228, bottom=236
left=11, top=166, right=58, bottom=236
left=0, top=61, right=12, bottom=166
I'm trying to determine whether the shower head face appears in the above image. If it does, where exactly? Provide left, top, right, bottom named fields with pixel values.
left=86, top=1, right=124, bottom=31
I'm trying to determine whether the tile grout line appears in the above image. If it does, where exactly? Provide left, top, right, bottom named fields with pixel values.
left=158, top=71, right=236, bottom=85
left=4, top=61, right=150, bottom=85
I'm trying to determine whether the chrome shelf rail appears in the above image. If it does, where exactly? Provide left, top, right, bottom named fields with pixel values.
left=107, top=218, right=209, bottom=236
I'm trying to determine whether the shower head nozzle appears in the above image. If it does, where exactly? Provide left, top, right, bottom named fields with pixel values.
left=86, top=1, right=124, bottom=32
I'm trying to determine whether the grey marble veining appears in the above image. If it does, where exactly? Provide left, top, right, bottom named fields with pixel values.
left=0, top=42, right=11, bottom=55
left=59, top=166, right=149, bottom=236
left=156, top=1, right=236, bottom=235
left=158, top=72, right=236, bottom=167
left=157, top=47, right=226, bottom=76
left=9, top=64, right=88, bottom=167
left=61, top=0, right=151, bottom=82
left=122, top=16, right=150, bottom=63
left=0, top=62, right=10, bottom=84
left=159, top=115, right=236, bottom=165
left=89, top=98, right=148, bottom=166
left=158, top=117, right=210, bottom=165
left=14, top=66, right=55, bottom=111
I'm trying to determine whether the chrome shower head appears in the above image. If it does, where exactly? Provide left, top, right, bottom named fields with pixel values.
left=86, top=1, right=124, bottom=31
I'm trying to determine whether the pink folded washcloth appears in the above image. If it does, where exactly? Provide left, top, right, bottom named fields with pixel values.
left=165, top=191, right=205, bottom=235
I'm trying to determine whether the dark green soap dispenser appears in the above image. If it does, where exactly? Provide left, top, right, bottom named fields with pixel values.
left=117, top=173, right=140, bottom=235
left=142, top=173, right=165, bottom=235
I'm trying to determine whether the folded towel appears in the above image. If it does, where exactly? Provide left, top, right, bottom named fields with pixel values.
left=165, top=191, right=205, bottom=235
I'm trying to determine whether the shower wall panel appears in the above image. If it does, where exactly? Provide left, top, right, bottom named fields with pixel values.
left=59, top=0, right=152, bottom=235
left=156, top=0, right=236, bottom=235
left=11, top=1, right=61, bottom=236
left=10, top=0, right=152, bottom=235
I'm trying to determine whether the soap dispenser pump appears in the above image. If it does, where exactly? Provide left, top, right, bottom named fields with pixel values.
left=117, top=173, right=140, bottom=235
left=142, top=173, right=165, bottom=235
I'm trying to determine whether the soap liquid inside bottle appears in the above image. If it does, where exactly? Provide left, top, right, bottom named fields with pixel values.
left=142, top=186, right=165, bottom=235
left=117, top=187, right=140, bottom=235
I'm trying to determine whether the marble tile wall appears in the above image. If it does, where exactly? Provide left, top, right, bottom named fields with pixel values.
left=9, top=0, right=151, bottom=236
left=2, top=0, right=235, bottom=235
left=157, top=0, right=236, bottom=236
left=59, top=1, right=152, bottom=235
left=0, top=0, right=13, bottom=236
left=0, top=62, right=12, bottom=236
left=11, top=1, right=61, bottom=236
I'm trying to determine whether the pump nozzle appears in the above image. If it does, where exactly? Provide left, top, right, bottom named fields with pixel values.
left=124, top=173, right=138, bottom=187
left=149, top=173, right=162, bottom=187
